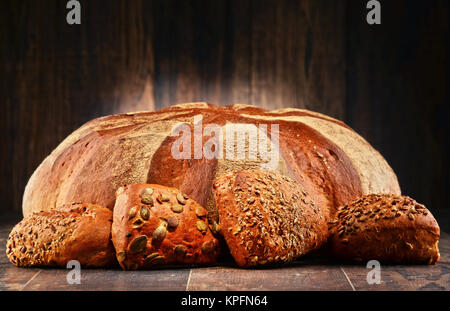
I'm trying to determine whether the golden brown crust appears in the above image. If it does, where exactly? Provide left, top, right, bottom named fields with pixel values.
left=276, top=120, right=363, bottom=218
left=23, top=103, right=400, bottom=220
left=213, top=170, right=328, bottom=267
left=329, top=194, right=440, bottom=264
left=111, top=184, right=220, bottom=270
left=147, top=123, right=218, bottom=220
left=6, top=203, right=117, bottom=268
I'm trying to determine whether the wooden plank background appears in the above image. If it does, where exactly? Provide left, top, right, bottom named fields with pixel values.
left=0, top=0, right=448, bottom=217
left=1, top=221, right=449, bottom=290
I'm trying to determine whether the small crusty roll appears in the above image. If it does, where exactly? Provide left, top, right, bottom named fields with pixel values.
left=112, top=184, right=220, bottom=270
left=329, top=194, right=440, bottom=264
left=6, top=203, right=117, bottom=267
left=213, top=170, right=329, bottom=267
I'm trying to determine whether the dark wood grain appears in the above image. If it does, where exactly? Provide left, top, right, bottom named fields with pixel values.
left=2, top=224, right=450, bottom=290
left=0, top=266, right=42, bottom=291
left=340, top=232, right=450, bottom=291
left=345, top=0, right=449, bottom=211
left=1, top=0, right=160, bottom=216
left=0, top=0, right=448, bottom=217
left=0, top=222, right=449, bottom=290
left=21, top=268, right=191, bottom=291
left=250, top=0, right=346, bottom=116
left=186, top=261, right=353, bottom=291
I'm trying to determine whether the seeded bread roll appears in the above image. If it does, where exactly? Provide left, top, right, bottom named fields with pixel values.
left=6, top=203, right=117, bottom=267
left=329, top=194, right=440, bottom=264
left=112, top=184, right=220, bottom=270
left=213, top=170, right=328, bottom=267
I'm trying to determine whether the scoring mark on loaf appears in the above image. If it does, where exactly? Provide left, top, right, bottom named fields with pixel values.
left=23, top=104, right=401, bottom=219
left=241, top=113, right=400, bottom=195
left=212, top=123, right=291, bottom=216
left=295, top=116, right=400, bottom=195
left=24, top=116, right=191, bottom=215
left=57, top=122, right=179, bottom=210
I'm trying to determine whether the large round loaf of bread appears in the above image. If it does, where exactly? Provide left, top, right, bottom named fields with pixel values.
left=23, top=103, right=400, bottom=218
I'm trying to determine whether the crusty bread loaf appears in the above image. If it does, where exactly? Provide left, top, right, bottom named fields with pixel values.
left=329, top=194, right=440, bottom=264
left=23, top=103, right=400, bottom=222
left=213, top=170, right=328, bottom=267
left=112, top=184, right=220, bottom=270
left=6, top=203, right=117, bottom=267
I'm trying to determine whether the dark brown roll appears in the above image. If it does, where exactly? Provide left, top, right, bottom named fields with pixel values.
left=6, top=203, right=117, bottom=267
left=329, top=194, right=440, bottom=264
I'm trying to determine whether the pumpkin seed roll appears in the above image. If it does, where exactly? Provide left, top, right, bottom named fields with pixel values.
left=112, top=184, right=220, bottom=270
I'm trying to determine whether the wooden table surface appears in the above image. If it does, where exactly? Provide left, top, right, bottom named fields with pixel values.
left=1, top=221, right=449, bottom=291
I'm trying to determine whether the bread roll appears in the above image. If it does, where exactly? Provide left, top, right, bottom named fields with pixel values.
left=112, top=184, right=220, bottom=270
left=213, top=170, right=328, bottom=267
left=6, top=203, right=116, bottom=267
left=329, top=194, right=440, bottom=264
